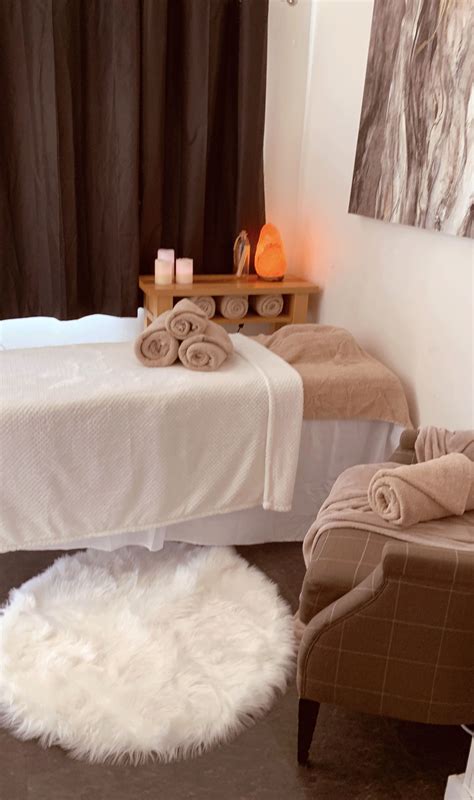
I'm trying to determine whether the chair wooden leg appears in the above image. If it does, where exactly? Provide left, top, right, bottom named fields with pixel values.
left=297, top=698, right=320, bottom=765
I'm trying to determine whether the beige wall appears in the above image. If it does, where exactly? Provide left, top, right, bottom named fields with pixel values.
left=265, top=0, right=473, bottom=428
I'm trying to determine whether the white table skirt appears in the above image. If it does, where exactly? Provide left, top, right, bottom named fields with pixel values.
left=45, top=419, right=402, bottom=551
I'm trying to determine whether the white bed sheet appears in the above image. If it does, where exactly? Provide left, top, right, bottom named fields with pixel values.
left=46, top=419, right=402, bottom=551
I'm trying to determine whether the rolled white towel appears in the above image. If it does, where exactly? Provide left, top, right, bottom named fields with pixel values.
left=188, top=296, right=216, bottom=319
left=218, top=295, right=249, bottom=320
left=251, top=294, right=284, bottom=318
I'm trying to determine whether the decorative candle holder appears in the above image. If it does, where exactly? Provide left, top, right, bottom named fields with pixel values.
left=176, top=258, right=193, bottom=285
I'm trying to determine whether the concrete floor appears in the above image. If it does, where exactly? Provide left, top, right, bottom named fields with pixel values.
left=0, top=542, right=469, bottom=800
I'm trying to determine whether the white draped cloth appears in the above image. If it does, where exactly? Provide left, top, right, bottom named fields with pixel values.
left=0, top=335, right=303, bottom=552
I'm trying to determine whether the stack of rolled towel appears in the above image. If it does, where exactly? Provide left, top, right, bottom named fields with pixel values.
left=135, top=299, right=233, bottom=371
left=368, top=428, right=474, bottom=526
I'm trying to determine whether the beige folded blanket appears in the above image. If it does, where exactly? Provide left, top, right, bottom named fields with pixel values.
left=165, top=298, right=208, bottom=340
left=218, top=295, right=249, bottom=320
left=368, top=453, right=474, bottom=527
left=188, top=296, right=216, bottom=319
left=303, top=461, right=474, bottom=565
left=255, top=324, right=411, bottom=426
left=415, top=426, right=474, bottom=462
left=134, top=311, right=179, bottom=367
left=250, top=294, right=284, bottom=318
left=178, top=321, right=233, bottom=371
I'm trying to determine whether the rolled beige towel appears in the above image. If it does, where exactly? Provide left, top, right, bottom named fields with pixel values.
left=218, top=295, right=248, bottom=320
left=188, top=295, right=216, bottom=319
left=178, top=321, right=234, bottom=371
left=165, top=298, right=208, bottom=340
left=134, top=311, right=179, bottom=367
left=251, top=294, right=284, bottom=318
left=368, top=453, right=474, bottom=527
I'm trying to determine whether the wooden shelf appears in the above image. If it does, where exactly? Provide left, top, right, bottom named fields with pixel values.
left=139, top=273, right=320, bottom=331
left=139, top=274, right=318, bottom=296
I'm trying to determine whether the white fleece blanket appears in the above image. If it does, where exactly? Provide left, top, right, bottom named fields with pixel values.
left=0, top=335, right=303, bottom=552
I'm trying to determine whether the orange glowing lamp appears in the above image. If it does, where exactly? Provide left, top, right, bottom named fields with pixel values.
left=254, top=223, right=287, bottom=281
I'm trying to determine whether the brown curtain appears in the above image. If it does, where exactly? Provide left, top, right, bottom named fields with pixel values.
left=0, top=0, right=268, bottom=320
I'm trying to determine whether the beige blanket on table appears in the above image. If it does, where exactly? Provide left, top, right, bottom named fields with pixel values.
left=303, top=462, right=474, bottom=566
left=368, top=454, right=474, bottom=526
left=255, top=324, right=411, bottom=426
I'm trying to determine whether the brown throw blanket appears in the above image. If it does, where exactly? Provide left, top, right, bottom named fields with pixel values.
left=368, top=453, right=474, bottom=526
left=178, top=321, right=233, bottom=371
left=134, top=312, right=179, bottom=367
left=303, top=462, right=474, bottom=565
left=165, top=298, right=208, bottom=340
left=255, top=324, right=411, bottom=426
left=415, top=426, right=474, bottom=462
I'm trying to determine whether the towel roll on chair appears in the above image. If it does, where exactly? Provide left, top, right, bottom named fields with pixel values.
left=368, top=453, right=474, bottom=527
left=218, top=295, right=249, bottom=320
left=251, top=294, right=284, bottom=318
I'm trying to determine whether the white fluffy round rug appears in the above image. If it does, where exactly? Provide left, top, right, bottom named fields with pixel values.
left=0, top=544, right=294, bottom=764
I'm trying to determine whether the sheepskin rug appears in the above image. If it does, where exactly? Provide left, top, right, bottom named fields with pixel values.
left=0, top=544, right=294, bottom=764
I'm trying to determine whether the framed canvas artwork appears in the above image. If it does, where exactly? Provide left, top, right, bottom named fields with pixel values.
left=349, top=0, right=473, bottom=238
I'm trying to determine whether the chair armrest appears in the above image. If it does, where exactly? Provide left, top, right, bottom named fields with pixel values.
left=389, top=427, right=418, bottom=464
left=298, top=541, right=474, bottom=724
left=382, top=542, right=474, bottom=586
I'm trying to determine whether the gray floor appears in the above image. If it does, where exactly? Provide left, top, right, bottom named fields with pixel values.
left=0, top=543, right=469, bottom=800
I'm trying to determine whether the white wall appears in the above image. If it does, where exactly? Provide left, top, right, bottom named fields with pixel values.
left=265, top=0, right=474, bottom=428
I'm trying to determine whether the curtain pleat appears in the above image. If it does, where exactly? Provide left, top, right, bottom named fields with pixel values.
left=0, top=0, right=268, bottom=319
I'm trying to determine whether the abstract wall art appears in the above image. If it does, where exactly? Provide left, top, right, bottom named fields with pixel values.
left=349, top=0, right=473, bottom=239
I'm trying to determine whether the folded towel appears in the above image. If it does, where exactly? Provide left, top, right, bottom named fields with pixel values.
left=188, top=296, right=216, bottom=319
left=218, top=295, right=249, bottom=320
left=165, top=298, right=208, bottom=340
left=251, top=294, right=284, bottom=318
left=368, top=453, right=474, bottom=527
left=178, top=321, right=233, bottom=371
left=134, top=312, right=179, bottom=367
left=415, top=426, right=474, bottom=462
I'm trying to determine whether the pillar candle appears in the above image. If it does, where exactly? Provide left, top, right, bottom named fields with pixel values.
left=154, top=258, right=174, bottom=285
left=157, top=248, right=175, bottom=265
left=176, top=258, right=193, bottom=285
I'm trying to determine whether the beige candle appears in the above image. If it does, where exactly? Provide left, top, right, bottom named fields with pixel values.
left=155, top=259, right=173, bottom=285
left=176, top=258, right=193, bottom=285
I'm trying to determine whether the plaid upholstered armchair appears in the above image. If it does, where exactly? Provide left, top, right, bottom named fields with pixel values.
left=297, top=431, right=474, bottom=765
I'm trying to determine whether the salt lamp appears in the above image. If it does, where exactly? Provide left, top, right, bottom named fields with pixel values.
left=254, top=223, right=287, bottom=281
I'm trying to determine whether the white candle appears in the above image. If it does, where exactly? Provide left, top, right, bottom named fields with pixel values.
left=176, top=257, right=193, bottom=285
left=155, top=258, right=173, bottom=285
left=157, top=248, right=175, bottom=265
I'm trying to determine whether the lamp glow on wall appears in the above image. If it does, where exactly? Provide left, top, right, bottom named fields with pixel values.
left=254, top=223, right=287, bottom=281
